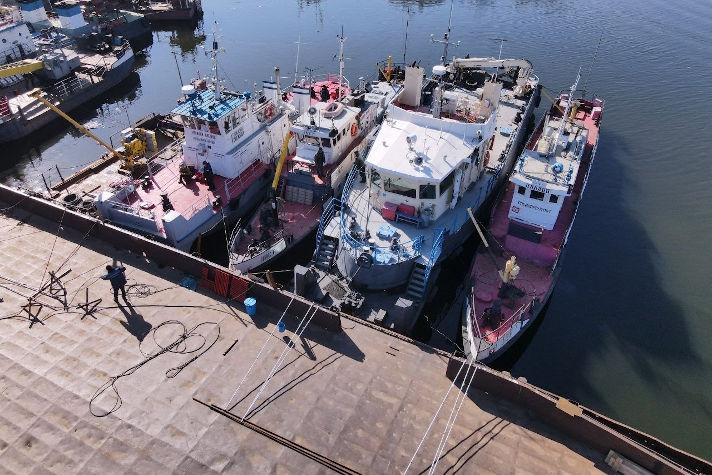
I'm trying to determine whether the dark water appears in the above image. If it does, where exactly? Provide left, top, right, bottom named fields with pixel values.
left=3, top=0, right=711, bottom=461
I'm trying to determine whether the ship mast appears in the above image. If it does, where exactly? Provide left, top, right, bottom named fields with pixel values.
left=336, top=27, right=345, bottom=99
left=205, top=29, right=224, bottom=102
left=550, top=69, right=581, bottom=156
left=430, top=2, right=459, bottom=119
left=430, top=0, right=459, bottom=66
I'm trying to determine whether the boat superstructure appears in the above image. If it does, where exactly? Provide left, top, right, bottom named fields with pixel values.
left=297, top=47, right=540, bottom=334
left=228, top=37, right=401, bottom=273
left=463, top=74, right=604, bottom=362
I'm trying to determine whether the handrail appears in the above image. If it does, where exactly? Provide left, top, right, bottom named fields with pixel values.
left=341, top=164, right=358, bottom=202
left=424, top=227, right=445, bottom=282
left=338, top=210, right=425, bottom=264
left=314, top=197, right=339, bottom=259
left=472, top=299, right=532, bottom=359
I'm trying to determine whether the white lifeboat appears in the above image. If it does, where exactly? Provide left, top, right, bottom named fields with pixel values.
left=321, top=101, right=344, bottom=118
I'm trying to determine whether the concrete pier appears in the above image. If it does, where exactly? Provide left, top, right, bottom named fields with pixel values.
left=0, top=185, right=706, bottom=474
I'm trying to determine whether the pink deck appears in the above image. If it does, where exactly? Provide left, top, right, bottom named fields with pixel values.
left=119, top=157, right=267, bottom=232
left=469, top=98, right=602, bottom=344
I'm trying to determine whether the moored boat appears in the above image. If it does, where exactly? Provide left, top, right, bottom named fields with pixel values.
left=80, top=39, right=292, bottom=253
left=0, top=5, right=135, bottom=145
left=227, top=37, right=402, bottom=273
left=462, top=73, right=604, bottom=362
left=296, top=38, right=540, bottom=334
left=133, top=0, right=202, bottom=22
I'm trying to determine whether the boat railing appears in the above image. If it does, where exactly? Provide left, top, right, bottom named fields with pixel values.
left=314, top=197, right=339, bottom=259
left=308, top=74, right=350, bottom=90
left=473, top=299, right=533, bottom=359
left=44, top=74, right=97, bottom=102
left=109, top=197, right=155, bottom=219
left=234, top=227, right=289, bottom=264
left=339, top=210, right=425, bottom=264
left=227, top=218, right=243, bottom=254
left=223, top=160, right=264, bottom=201
left=181, top=194, right=212, bottom=220
left=424, top=227, right=445, bottom=282
left=340, top=164, right=359, bottom=203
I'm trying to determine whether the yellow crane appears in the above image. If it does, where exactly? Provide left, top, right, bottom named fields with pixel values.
left=0, top=59, right=44, bottom=80
left=29, top=88, right=147, bottom=176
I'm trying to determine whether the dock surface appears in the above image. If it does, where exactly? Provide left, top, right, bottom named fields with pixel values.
left=0, top=203, right=616, bottom=473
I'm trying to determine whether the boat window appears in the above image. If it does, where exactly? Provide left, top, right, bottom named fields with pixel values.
left=224, top=118, right=231, bottom=132
left=321, top=137, right=332, bottom=148
left=549, top=194, right=559, bottom=203
left=517, top=186, right=526, bottom=195
left=384, top=177, right=417, bottom=198
left=419, top=184, right=436, bottom=199
left=303, top=135, right=320, bottom=146
left=530, top=190, right=545, bottom=201
left=440, top=170, right=456, bottom=195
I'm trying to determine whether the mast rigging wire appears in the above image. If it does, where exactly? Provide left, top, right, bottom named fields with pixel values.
left=403, top=353, right=474, bottom=474
left=241, top=303, right=319, bottom=419
left=224, top=297, right=295, bottom=411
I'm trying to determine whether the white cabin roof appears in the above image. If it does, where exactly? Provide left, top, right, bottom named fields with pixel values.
left=366, top=103, right=495, bottom=183
left=511, top=116, right=588, bottom=193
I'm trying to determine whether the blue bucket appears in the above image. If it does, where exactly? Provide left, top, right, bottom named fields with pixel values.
left=244, top=297, right=257, bottom=316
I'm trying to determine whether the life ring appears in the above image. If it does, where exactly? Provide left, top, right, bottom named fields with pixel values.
left=263, top=104, right=275, bottom=120
left=321, top=101, right=344, bottom=118
left=350, top=122, right=358, bottom=136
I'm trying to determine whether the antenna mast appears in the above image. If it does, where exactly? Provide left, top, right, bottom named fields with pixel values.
left=490, top=37, right=507, bottom=81
left=430, top=0, right=459, bottom=65
left=551, top=69, right=581, bottom=156
left=205, top=25, right=223, bottom=102
left=294, top=35, right=306, bottom=85
left=336, top=26, right=346, bottom=99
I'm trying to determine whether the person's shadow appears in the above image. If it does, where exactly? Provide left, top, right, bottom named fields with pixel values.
left=117, top=300, right=152, bottom=342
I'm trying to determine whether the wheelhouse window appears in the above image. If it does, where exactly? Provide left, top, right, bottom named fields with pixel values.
left=384, top=176, right=417, bottom=198
left=321, top=137, right=333, bottom=148
left=419, top=184, right=436, bottom=199
left=517, top=186, right=526, bottom=195
left=530, top=190, right=545, bottom=201
left=440, top=170, right=456, bottom=195
left=302, top=135, right=320, bottom=146
left=549, top=194, right=559, bottom=203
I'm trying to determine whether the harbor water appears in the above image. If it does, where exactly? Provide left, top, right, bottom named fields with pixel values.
left=2, top=0, right=711, bottom=461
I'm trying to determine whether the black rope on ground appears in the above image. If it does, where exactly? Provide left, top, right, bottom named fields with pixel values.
left=89, top=320, right=220, bottom=417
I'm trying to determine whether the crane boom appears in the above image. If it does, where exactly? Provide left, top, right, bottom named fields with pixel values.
left=28, top=88, right=122, bottom=160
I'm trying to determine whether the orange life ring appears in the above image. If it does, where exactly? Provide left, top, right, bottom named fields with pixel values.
left=263, top=104, right=275, bottom=120
left=350, top=122, right=358, bottom=136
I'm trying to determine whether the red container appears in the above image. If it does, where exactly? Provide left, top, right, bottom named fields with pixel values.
left=397, top=203, right=416, bottom=217
left=381, top=202, right=397, bottom=221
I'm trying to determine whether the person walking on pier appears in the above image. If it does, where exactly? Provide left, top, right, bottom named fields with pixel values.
left=103, top=265, right=127, bottom=302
